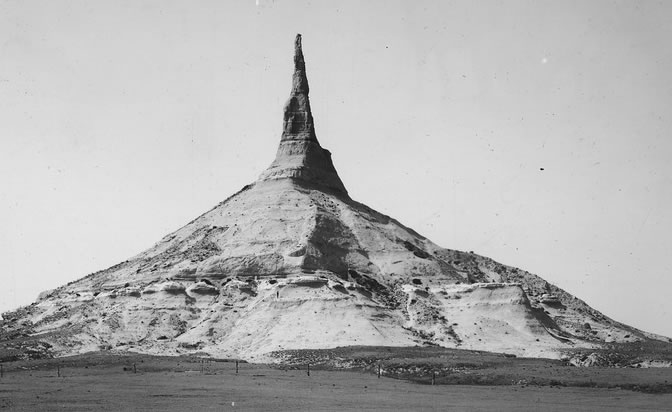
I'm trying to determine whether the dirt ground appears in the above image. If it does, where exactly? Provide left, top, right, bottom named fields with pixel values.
left=0, top=355, right=671, bottom=411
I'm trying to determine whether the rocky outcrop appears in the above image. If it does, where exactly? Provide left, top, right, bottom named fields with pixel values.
left=258, top=34, right=348, bottom=196
left=1, top=34, right=669, bottom=362
left=282, top=34, right=316, bottom=142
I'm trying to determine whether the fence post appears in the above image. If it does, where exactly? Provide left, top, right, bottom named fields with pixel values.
left=377, top=364, right=381, bottom=379
left=133, top=363, right=137, bottom=374
left=307, top=363, right=310, bottom=377
left=57, top=364, right=61, bottom=378
left=235, top=360, right=239, bottom=374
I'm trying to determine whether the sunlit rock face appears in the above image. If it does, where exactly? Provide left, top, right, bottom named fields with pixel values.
left=1, top=34, right=666, bottom=362
left=258, top=34, right=347, bottom=196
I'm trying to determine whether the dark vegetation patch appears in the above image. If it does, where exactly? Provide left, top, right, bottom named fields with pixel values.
left=332, top=284, right=349, bottom=294
left=347, top=270, right=385, bottom=294
left=344, top=270, right=403, bottom=307
left=563, top=340, right=672, bottom=367
left=0, top=339, right=53, bottom=362
left=1, top=347, right=671, bottom=396
left=413, top=289, right=429, bottom=298
left=270, top=346, right=672, bottom=394
left=400, top=240, right=430, bottom=259
left=0, top=352, right=244, bottom=378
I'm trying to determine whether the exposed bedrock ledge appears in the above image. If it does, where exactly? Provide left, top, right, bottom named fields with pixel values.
left=259, top=140, right=347, bottom=195
left=258, top=34, right=348, bottom=196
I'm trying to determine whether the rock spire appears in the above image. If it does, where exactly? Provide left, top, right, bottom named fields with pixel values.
left=282, top=34, right=316, bottom=142
left=2, top=33, right=665, bottom=365
left=259, top=34, right=348, bottom=196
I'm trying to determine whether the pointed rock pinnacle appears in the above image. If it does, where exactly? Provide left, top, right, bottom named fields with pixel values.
left=282, top=34, right=317, bottom=142
left=292, top=34, right=309, bottom=95
left=259, top=34, right=348, bottom=196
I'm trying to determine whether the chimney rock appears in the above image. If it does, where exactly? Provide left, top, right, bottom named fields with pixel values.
left=259, top=34, right=348, bottom=196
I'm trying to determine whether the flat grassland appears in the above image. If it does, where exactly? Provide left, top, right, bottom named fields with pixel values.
left=0, top=352, right=671, bottom=411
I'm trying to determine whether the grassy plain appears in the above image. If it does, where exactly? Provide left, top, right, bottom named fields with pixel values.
left=0, top=351, right=671, bottom=411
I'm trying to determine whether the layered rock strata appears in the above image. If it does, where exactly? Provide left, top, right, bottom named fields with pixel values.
left=1, top=34, right=668, bottom=362
left=258, top=34, right=347, bottom=196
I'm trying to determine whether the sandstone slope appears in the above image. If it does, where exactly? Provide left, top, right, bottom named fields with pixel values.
left=1, top=35, right=667, bottom=362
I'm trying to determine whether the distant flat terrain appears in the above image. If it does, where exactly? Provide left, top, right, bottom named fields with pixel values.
left=0, top=353, right=671, bottom=411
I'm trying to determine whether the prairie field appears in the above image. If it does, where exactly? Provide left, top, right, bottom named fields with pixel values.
left=1, top=351, right=671, bottom=411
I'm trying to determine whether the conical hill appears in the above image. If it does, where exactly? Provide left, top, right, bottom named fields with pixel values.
left=0, top=35, right=667, bottom=362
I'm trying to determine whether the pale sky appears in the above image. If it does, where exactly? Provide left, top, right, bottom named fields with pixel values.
left=1, top=1, right=671, bottom=337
